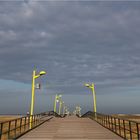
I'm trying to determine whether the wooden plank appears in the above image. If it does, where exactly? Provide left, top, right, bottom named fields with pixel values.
left=19, top=116, right=122, bottom=139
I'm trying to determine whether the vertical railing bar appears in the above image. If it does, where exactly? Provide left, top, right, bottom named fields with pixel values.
left=104, top=115, right=106, bottom=127
left=15, top=120, right=17, bottom=138
left=118, top=118, right=121, bottom=136
left=102, top=115, right=103, bottom=125
left=0, top=123, right=3, bottom=140
left=33, top=115, right=35, bottom=126
left=104, top=115, right=105, bottom=126
left=103, top=115, right=105, bottom=126
left=105, top=115, right=106, bottom=127
left=34, top=115, right=36, bottom=125
left=96, top=113, right=98, bottom=122
left=136, top=123, right=139, bottom=140
left=20, top=118, right=22, bottom=134
left=32, top=115, right=33, bottom=127
left=28, top=116, right=30, bottom=129
left=129, top=121, right=132, bottom=140
left=24, top=117, right=26, bottom=131
left=108, top=116, right=110, bottom=129
left=31, top=115, right=33, bottom=128
left=35, top=115, right=36, bottom=125
left=106, top=115, right=108, bottom=127
left=111, top=116, right=113, bottom=131
left=37, top=115, right=38, bottom=123
left=101, top=115, right=102, bottom=124
left=123, top=120, right=126, bottom=139
left=112, top=117, right=114, bottom=131
left=107, top=115, right=109, bottom=128
left=117, top=118, right=118, bottom=133
left=109, top=116, right=111, bottom=129
left=8, top=121, right=11, bottom=139
left=114, top=118, right=117, bottom=133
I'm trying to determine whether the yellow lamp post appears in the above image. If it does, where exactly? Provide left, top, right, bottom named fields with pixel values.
left=54, top=94, right=62, bottom=113
left=59, top=101, right=64, bottom=115
left=30, top=69, right=46, bottom=128
left=84, top=83, right=97, bottom=113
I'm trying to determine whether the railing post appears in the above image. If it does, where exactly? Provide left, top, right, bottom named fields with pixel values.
left=129, top=121, right=132, bottom=140
left=8, top=121, right=11, bottom=139
left=32, top=115, right=34, bottom=127
left=28, top=116, right=30, bottom=129
left=118, top=118, right=121, bottom=136
left=108, top=116, right=110, bottom=129
left=136, top=123, right=139, bottom=140
left=104, top=116, right=106, bottom=126
left=106, top=115, right=109, bottom=128
left=106, top=116, right=109, bottom=128
left=33, top=115, right=35, bottom=125
left=101, top=115, right=103, bottom=125
left=20, top=118, right=22, bottom=134
left=31, top=115, right=33, bottom=128
left=103, top=115, right=105, bottom=126
left=123, top=120, right=126, bottom=139
left=114, top=118, right=117, bottom=133
left=111, top=117, right=113, bottom=131
left=34, top=115, right=36, bottom=125
left=0, top=123, right=3, bottom=140
left=24, top=117, right=26, bottom=131
left=15, top=120, right=17, bottom=138
left=104, top=115, right=106, bottom=126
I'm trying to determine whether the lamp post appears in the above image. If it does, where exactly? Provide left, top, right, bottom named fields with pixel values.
left=59, top=100, right=63, bottom=115
left=30, top=69, right=46, bottom=128
left=54, top=94, right=62, bottom=113
left=63, top=105, right=66, bottom=115
left=84, top=83, right=97, bottom=113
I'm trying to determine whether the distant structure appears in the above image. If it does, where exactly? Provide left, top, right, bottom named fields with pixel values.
left=73, top=106, right=81, bottom=117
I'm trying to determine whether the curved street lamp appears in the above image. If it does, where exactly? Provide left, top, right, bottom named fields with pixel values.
left=30, top=70, right=46, bottom=128
left=84, top=83, right=97, bottom=113
left=30, top=70, right=46, bottom=116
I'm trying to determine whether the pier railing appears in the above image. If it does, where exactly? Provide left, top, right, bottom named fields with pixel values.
left=82, top=111, right=140, bottom=140
left=0, top=111, right=54, bottom=140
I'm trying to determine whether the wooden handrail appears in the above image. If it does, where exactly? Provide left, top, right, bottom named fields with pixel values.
left=0, top=111, right=57, bottom=140
left=82, top=111, right=140, bottom=140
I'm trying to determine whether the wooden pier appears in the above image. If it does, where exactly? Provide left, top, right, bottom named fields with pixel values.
left=19, top=116, right=122, bottom=139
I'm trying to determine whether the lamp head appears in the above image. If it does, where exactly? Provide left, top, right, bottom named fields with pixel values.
left=39, top=71, right=46, bottom=76
left=59, top=95, right=62, bottom=98
left=84, top=83, right=90, bottom=87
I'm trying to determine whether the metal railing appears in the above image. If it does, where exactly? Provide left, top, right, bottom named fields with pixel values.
left=82, top=111, right=140, bottom=140
left=0, top=112, right=54, bottom=140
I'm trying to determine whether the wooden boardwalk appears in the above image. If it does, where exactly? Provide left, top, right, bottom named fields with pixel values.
left=19, top=116, right=122, bottom=140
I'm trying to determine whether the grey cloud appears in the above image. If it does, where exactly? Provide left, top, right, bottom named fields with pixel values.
left=0, top=1, right=140, bottom=94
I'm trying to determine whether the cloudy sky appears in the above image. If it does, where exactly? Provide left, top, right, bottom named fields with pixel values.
left=0, top=0, right=140, bottom=115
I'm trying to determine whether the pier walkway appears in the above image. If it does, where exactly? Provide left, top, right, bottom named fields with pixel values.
left=19, top=116, right=122, bottom=140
